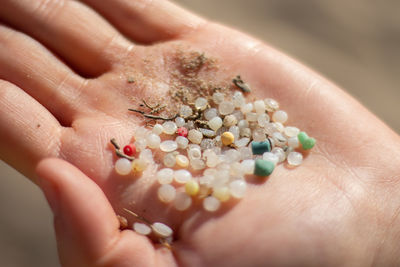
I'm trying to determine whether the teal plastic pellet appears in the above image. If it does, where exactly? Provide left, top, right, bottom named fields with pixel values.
left=251, top=141, right=271, bottom=155
left=254, top=159, right=275, bottom=177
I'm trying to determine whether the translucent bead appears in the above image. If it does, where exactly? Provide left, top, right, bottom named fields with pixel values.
left=273, top=122, right=285, bottom=132
left=139, top=149, right=153, bottom=164
left=254, top=100, right=266, bottom=114
left=213, top=187, right=230, bottom=202
left=284, top=126, right=300, bottom=137
left=224, top=149, right=241, bottom=163
left=208, top=117, right=223, bottom=131
left=176, top=154, right=189, bottom=168
left=187, top=146, right=202, bottom=160
left=232, top=110, right=244, bottom=121
left=204, top=108, right=218, bottom=120
left=203, top=196, right=221, bottom=212
left=158, top=184, right=176, bottom=203
left=133, top=222, right=151, bottom=235
left=152, top=124, right=164, bottom=135
left=163, top=153, right=176, bottom=167
left=200, top=138, right=215, bottom=150
left=238, top=119, right=249, bottom=129
left=240, top=103, right=253, bottom=114
left=246, top=112, right=258, bottom=122
left=218, top=101, right=235, bottom=115
left=174, top=192, right=192, bottom=211
left=241, top=159, right=255, bottom=175
left=223, top=115, right=237, bottom=127
left=252, top=128, right=266, bottom=142
left=134, top=139, right=147, bottom=152
left=262, top=152, right=279, bottom=165
left=156, top=168, right=174, bottom=184
left=160, top=140, right=178, bottom=152
left=234, top=137, right=250, bottom=148
left=199, top=128, right=216, bottom=138
left=176, top=136, right=189, bottom=149
left=115, top=158, right=132, bottom=175
left=229, top=180, right=247, bottom=199
left=174, top=170, right=192, bottom=184
left=264, top=98, right=279, bottom=112
left=257, top=113, right=270, bottom=127
left=288, top=136, right=299, bottom=148
left=272, top=147, right=286, bottom=163
left=184, top=120, right=195, bottom=130
left=229, top=126, right=240, bottom=140
left=146, top=133, right=161, bottom=149
left=152, top=222, right=173, bottom=238
left=195, top=97, right=208, bottom=110
left=230, top=162, right=243, bottom=177
left=175, top=117, right=185, bottom=127
left=179, top=105, right=193, bottom=118
left=238, top=147, right=253, bottom=160
left=287, top=151, right=303, bottom=166
left=185, top=180, right=200, bottom=196
left=191, top=159, right=206, bottom=170
left=188, top=129, right=203, bottom=144
left=212, top=92, right=224, bottom=104
left=240, top=127, right=251, bottom=138
left=272, top=110, right=288, bottom=124
left=162, top=121, right=177, bottom=135
left=272, top=132, right=287, bottom=146
left=205, top=151, right=219, bottom=168
left=232, top=91, right=245, bottom=107
left=132, top=158, right=148, bottom=172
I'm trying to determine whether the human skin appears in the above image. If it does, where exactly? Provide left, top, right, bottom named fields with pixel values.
left=1, top=0, right=400, bottom=266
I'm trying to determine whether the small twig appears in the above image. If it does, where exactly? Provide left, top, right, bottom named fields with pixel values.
left=123, top=208, right=152, bottom=225
left=233, top=75, right=251, bottom=93
left=129, top=109, right=178, bottom=121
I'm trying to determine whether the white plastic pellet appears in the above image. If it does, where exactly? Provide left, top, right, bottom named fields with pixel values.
left=246, top=112, right=258, bottom=122
left=264, top=98, right=279, bottom=112
left=224, top=115, right=237, bottom=127
left=232, top=91, right=245, bottom=107
left=272, top=147, right=286, bottom=163
left=284, top=126, right=300, bottom=137
left=238, top=147, right=253, bottom=160
left=133, top=223, right=152, bottom=236
left=158, top=184, right=176, bottom=203
left=195, top=97, right=208, bottom=110
left=272, top=110, right=288, bottom=124
left=229, top=180, right=247, bottom=199
left=134, top=139, right=147, bottom=152
left=163, top=153, right=176, bottom=167
left=188, top=146, right=202, bottom=160
left=174, top=170, right=192, bottom=184
left=156, top=168, right=174, bottom=184
left=176, top=136, right=189, bottom=149
left=287, top=151, right=303, bottom=166
left=254, top=100, right=266, bottom=114
left=208, top=116, right=223, bottom=131
left=235, top=137, right=250, bottom=148
left=203, top=196, right=221, bottom=212
left=272, top=132, right=287, bottom=146
left=146, top=133, right=161, bottom=149
left=218, top=101, right=235, bottom=115
left=139, top=149, right=153, bottom=164
left=174, top=192, right=192, bottom=211
left=175, top=117, right=185, bottom=127
left=115, top=158, right=132, bottom=175
left=257, top=113, right=270, bottom=127
left=152, top=124, right=164, bottom=135
left=176, top=154, right=189, bottom=167
left=204, top=108, right=218, bottom=120
left=288, top=136, right=300, bottom=148
left=252, top=128, right=266, bottom=142
left=199, top=128, right=216, bottom=138
left=229, top=126, right=240, bottom=140
left=238, top=119, right=249, bottom=129
left=241, top=159, right=255, bottom=175
left=191, top=159, right=206, bottom=170
left=179, top=105, right=193, bottom=118
left=188, top=129, right=203, bottom=144
left=160, top=140, right=178, bottom=152
left=212, top=92, right=225, bottom=104
left=152, top=222, right=173, bottom=238
left=162, top=121, right=177, bottom=135
left=240, top=103, right=253, bottom=114
left=262, top=152, right=279, bottom=165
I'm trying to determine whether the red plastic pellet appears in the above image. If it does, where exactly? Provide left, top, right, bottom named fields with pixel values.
left=123, top=144, right=136, bottom=156
left=177, top=127, right=188, bottom=137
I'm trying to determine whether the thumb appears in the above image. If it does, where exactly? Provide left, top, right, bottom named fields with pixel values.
left=36, top=158, right=121, bottom=267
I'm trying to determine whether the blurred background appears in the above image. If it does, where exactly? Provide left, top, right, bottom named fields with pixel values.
left=1, top=0, right=399, bottom=266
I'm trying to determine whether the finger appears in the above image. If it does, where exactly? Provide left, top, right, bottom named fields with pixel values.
left=0, top=24, right=86, bottom=126
left=78, top=0, right=206, bottom=43
left=0, top=80, right=61, bottom=180
left=0, top=0, right=132, bottom=77
left=36, top=158, right=122, bottom=265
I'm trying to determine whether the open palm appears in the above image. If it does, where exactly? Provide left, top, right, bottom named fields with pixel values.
left=1, top=0, right=400, bottom=266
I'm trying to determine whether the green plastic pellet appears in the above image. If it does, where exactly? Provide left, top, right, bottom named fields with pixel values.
left=298, top=131, right=316, bottom=150
left=251, top=141, right=271, bottom=155
left=254, top=159, right=275, bottom=177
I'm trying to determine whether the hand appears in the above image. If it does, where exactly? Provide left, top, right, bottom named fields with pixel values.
left=2, top=0, right=400, bottom=266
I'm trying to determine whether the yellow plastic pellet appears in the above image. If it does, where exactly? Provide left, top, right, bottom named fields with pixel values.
left=221, top=131, right=235, bottom=146
left=212, top=187, right=230, bottom=202
left=185, top=180, right=200, bottom=196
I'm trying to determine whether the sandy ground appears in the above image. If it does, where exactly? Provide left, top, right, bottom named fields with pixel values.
left=0, top=1, right=399, bottom=266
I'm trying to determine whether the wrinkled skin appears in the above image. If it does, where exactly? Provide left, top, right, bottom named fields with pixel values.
left=1, top=1, right=400, bottom=266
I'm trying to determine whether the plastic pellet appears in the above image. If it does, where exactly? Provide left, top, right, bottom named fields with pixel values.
left=146, top=133, right=161, bottom=149
left=160, top=140, right=178, bottom=152
left=174, top=170, right=192, bottom=184
left=180, top=105, right=193, bottom=118
left=212, top=187, right=230, bottom=202
left=132, top=158, right=148, bottom=172
left=298, top=131, right=316, bottom=150
left=156, top=168, right=174, bottom=184
left=272, top=110, right=288, bottom=124
left=188, top=129, right=203, bottom=144
left=219, top=101, right=235, bottom=115
left=195, top=97, right=208, bottom=110
left=203, top=196, right=221, bottom=212
left=133, top=223, right=152, bottom=236
left=229, top=180, right=247, bottom=199
left=158, top=184, right=176, bottom=203
left=152, top=222, right=173, bottom=238
left=221, top=131, right=235, bottom=146
left=176, top=154, right=189, bottom=168
left=174, top=192, right=192, bottom=211
left=287, top=151, right=303, bottom=166
left=254, top=159, right=275, bottom=177
left=162, top=121, right=177, bottom=135
left=251, top=141, right=271, bottom=155
left=115, top=158, right=132, bottom=175
left=152, top=124, right=164, bottom=135
left=185, top=180, right=200, bottom=196
left=208, top=117, right=223, bottom=131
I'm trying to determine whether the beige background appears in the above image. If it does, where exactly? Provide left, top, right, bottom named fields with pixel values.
left=1, top=1, right=399, bottom=266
